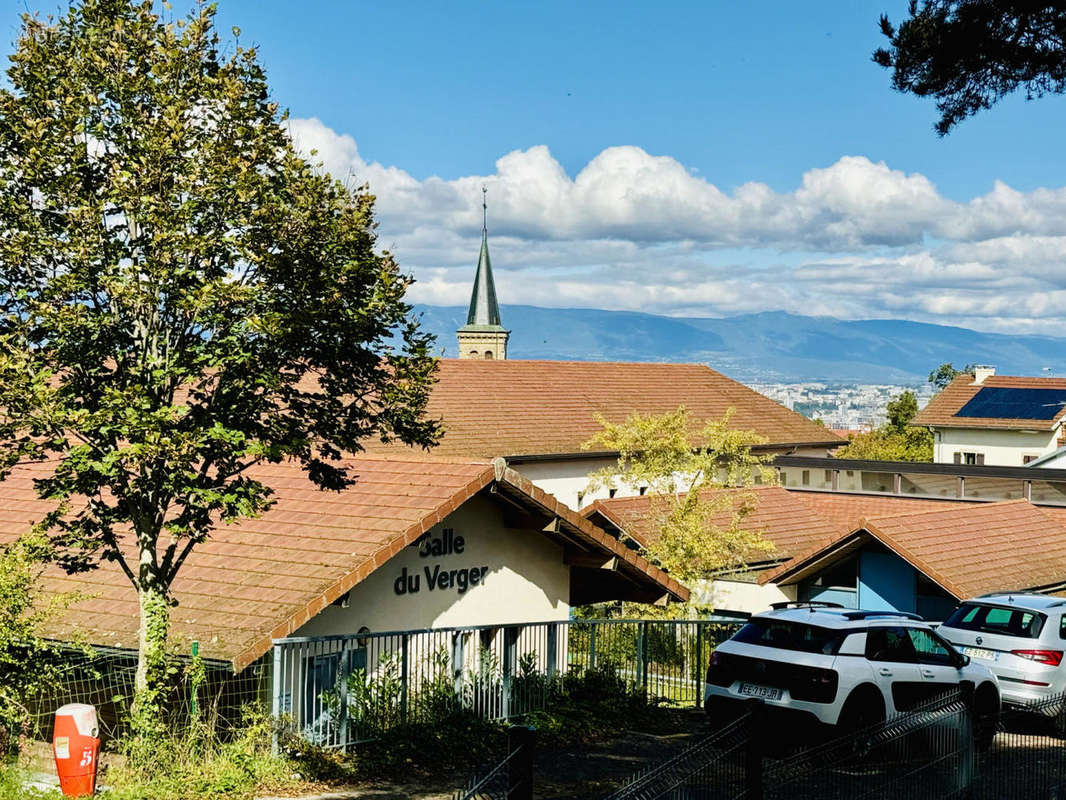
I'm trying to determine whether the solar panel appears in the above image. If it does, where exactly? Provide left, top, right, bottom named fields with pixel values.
left=953, top=387, right=1066, bottom=420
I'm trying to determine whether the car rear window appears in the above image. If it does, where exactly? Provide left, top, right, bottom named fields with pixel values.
left=942, top=603, right=1046, bottom=639
left=732, top=618, right=844, bottom=654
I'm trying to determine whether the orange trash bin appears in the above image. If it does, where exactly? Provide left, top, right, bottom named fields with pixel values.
left=53, top=703, right=100, bottom=797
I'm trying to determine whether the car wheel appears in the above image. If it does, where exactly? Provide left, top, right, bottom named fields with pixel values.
left=837, top=688, right=886, bottom=754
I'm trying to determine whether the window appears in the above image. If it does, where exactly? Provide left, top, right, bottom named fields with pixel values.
left=802, top=470, right=810, bottom=486
left=732, top=619, right=846, bottom=655
left=866, top=626, right=916, bottom=662
left=957, top=451, right=984, bottom=465
left=824, top=470, right=833, bottom=484
left=1024, top=455, right=1039, bottom=464
left=638, top=486, right=647, bottom=496
left=812, top=557, right=857, bottom=589
left=906, top=628, right=957, bottom=666
left=942, top=603, right=1046, bottom=638
left=484, top=351, right=494, bottom=359
left=608, top=488, right=618, bottom=498
left=576, top=491, right=585, bottom=507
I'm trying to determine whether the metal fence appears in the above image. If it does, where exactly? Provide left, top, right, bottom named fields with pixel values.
left=605, top=688, right=1066, bottom=800
left=271, top=618, right=743, bottom=748
left=25, top=646, right=270, bottom=746
left=453, top=726, right=535, bottom=800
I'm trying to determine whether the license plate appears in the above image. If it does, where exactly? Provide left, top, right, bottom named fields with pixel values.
left=738, top=682, right=783, bottom=701
left=964, top=646, right=997, bottom=662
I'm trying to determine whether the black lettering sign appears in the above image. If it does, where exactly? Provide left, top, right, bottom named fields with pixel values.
left=418, top=528, right=465, bottom=558
left=396, top=530, right=486, bottom=596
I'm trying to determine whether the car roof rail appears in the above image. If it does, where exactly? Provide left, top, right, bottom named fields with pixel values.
left=769, top=601, right=844, bottom=611
left=840, top=610, right=925, bottom=621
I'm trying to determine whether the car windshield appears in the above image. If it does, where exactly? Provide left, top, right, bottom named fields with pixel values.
left=942, top=603, right=1046, bottom=639
left=732, top=618, right=845, bottom=654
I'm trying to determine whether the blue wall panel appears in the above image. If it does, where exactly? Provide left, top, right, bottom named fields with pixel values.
left=799, top=585, right=858, bottom=608
left=858, top=551, right=916, bottom=613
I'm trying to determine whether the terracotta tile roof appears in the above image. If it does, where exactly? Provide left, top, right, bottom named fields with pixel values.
left=790, top=491, right=976, bottom=535
left=0, top=456, right=686, bottom=672
left=584, top=486, right=840, bottom=563
left=367, top=360, right=843, bottom=459
left=764, top=500, right=1066, bottom=600
left=913, top=374, right=1066, bottom=431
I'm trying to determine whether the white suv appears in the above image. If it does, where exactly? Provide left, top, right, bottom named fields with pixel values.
left=937, top=593, right=1066, bottom=710
left=704, top=602, right=1000, bottom=738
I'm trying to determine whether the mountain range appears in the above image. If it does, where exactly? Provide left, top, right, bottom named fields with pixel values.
left=411, top=304, right=1066, bottom=384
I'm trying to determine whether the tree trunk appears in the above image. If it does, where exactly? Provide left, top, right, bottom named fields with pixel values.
left=132, top=565, right=170, bottom=739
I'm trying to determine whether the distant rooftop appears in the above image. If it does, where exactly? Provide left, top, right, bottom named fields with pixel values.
left=914, top=374, right=1066, bottom=431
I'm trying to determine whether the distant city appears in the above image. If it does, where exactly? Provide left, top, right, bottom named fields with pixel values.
left=752, top=383, right=936, bottom=432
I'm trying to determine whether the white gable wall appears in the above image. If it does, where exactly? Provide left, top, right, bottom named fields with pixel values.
left=933, top=427, right=1059, bottom=466
left=296, top=495, right=569, bottom=637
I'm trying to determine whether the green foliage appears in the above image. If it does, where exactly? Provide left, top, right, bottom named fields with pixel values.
left=0, top=767, right=59, bottom=799
left=0, top=0, right=439, bottom=722
left=0, top=535, right=73, bottom=754
left=837, top=390, right=933, bottom=462
left=873, top=2, right=1066, bottom=134
left=583, top=407, right=775, bottom=587
left=929, top=362, right=975, bottom=391
left=104, top=707, right=297, bottom=800
left=885, top=389, right=919, bottom=432
left=290, top=660, right=663, bottom=785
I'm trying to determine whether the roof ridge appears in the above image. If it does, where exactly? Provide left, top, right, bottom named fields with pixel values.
left=439, top=358, right=717, bottom=368
left=862, top=497, right=1032, bottom=524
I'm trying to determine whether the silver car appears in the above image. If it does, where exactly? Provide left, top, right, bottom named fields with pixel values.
left=938, top=593, right=1066, bottom=709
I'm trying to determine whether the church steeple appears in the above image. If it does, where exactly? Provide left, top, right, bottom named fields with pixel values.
left=457, top=188, right=509, bottom=359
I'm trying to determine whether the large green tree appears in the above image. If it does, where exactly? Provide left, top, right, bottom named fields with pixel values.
left=0, top=0, right=439, bottom=730
left=874, top=2, right=1066, bottom=134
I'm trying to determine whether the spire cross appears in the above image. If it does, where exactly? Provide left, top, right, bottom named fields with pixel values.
left=482, top=186, right=487, bottom=234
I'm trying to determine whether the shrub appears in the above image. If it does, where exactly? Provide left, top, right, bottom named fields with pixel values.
left=0, top=535, right=75, bottom=755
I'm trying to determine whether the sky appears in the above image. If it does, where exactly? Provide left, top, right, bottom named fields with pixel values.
left=6, top=1, right=1066, bottom=334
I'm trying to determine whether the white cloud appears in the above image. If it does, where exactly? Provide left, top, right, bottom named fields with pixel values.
left=286, top=117, right=1066, bottom=334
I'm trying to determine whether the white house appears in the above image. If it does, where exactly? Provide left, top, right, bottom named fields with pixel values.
left=913, top=366, right=1066, bottom=467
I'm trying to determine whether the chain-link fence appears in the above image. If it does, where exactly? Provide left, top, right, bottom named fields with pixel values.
left=25, top=646, right=270, bottom=747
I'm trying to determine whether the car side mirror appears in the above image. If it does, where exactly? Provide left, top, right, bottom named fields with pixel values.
left=956, top=653, right=970, bottom=668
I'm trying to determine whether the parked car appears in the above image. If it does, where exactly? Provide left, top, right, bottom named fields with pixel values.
left=938, top=593, right=1066, bottom=711
left=704, top=602, right=1000, bottom=741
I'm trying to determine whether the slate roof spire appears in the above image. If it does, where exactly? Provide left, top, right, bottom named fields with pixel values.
left=457, top=188, right=509, bottom=359
left=466, top=187, right=503, bottom=326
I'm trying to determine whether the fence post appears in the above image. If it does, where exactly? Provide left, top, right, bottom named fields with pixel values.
left=507, top=725, right=536, bottom=800
left=452, top=631, right=465, bottom=705
left=694, top=623, right=704, bottom=706
left=958, top=684, right=975, bottom=795
left=589, top=624, right=597, bottom=669
left=337, top=640, right=350, bottom=751
left=546, top=623, right=558, bottom=678
left=744, top=699, right=764, bottom=800
left=502, top=626, right=518, bottom=718
left=270, top=642, right=283, bottom=755
left=635, top=622, right=643, bottom=699
left=189, top=640, right=201, bottom=723
left=400, top=633, right=410, bottom=725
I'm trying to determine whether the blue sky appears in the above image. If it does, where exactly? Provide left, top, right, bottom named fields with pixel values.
left=6, top=1, right=1066, bottom=333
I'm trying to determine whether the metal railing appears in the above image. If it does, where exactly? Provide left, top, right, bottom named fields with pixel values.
left=272, top=618, right=743, bottom=747
left=605, top=687, right=1066, bottom=800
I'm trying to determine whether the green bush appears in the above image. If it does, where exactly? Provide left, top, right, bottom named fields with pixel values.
left=0, top=535, right=75, bottom=755
left=103, top=707, right=298, bottom=800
